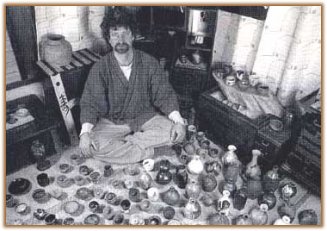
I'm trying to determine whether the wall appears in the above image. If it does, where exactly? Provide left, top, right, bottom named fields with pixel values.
left=34, top=6, right=105, bottom=52
left=6, top=29, right=21, bottom=85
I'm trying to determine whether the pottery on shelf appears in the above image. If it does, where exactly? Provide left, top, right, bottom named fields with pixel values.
left=129, top=214, right=145, bottom=225
left=200, top=194, right=215, bottom=207
left=33, top=208, right=47, bottom=220
left=39, top=33, right=73, bottom=66
left=263, top=165, right=281, bottom=193
left=183, top=198, right=201, bottom=220
left=161, top=186, right=180, bottom=206
left=32, top=189, right=51, bottom=204
left=187, top=125, right=197, bottom=143
left=185, top=178, right=201, bottom=199
left=187, top=155, right=204, bottom=175
left=249, top=204, right=269, bottom=225
left=8, top=178, right=32, bottom=196
left=75, top=187, right=94, bottom=201
left=104, top=164, right=114, bottom=177
left=84, top=214, right=100, bottom=225
left=245, top=149, right=262, bottom=180
left=139, top=199, right=152, bottom=212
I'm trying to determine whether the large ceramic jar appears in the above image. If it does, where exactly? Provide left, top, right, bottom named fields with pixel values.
left=185, top=178, right=201, bottom=199
left=40, top=34, right=72, bottom=66
left=249, top=204, right=269, bottom=225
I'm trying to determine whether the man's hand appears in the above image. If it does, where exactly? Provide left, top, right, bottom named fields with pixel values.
left=170, top=123, right=186, bottom=143
left=79, top=133, right=92, bottom=157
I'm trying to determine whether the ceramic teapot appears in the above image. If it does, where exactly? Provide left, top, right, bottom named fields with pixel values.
left=263, top=165, right=281, bottom=192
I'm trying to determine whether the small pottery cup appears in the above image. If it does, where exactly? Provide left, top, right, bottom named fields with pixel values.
left=143, top=159, right=155, bottom=172
left=37, top=173, right=50, bottom=187
left=104, top=164, right=114, bottom=177
left=44, top=214, right=57, bottom=225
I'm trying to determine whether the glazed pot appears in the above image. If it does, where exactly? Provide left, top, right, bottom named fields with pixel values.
left=161, top=186, right=180, bottom=206
left=200, top=174, right=218, bottom=192
left=257, top=192, right=277, bottom=210
left=163, top=206, right=175, bottom=220
left=156, top=168, right=172, bottom=185
left=277, top=203, right=296, bottom=223
left=263, top=165, right=281, bottom=193
left=234, top=214, right=253, bottom=225
left=249, top=204, right=269, bottom=225
left=104, top=164, right=114, bottom=177
left=233, top=188, right=248, bottom=210
left=185, top=178, right=201, bottom=199
left=129, top=188, right=141, bottom=202
left=207, top=213, right=230, bottom=225
left=246, top=179, right=264, bottom=200
left=183, top=198, right=201, bottom=220
left=273, top=215, right=292, bottom=225
left=245, top=149, right=262, bottom=180
left=216, top=190, right=231, bottom=215
left=183, top=143, right=196, bottom=155
left=187, top=155, right=204, bottom=175
left=147, top=187, right=160, bottom=202
left=298, top=209, right=318, bottom=225
left=139, top=171, right=152, bottom=190
left=173, top=166, right=188, bottom=189
left=39, top=34, right=73, bottom=66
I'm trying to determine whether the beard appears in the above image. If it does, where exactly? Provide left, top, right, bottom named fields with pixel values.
left=114, top=43, right=130, bottom=54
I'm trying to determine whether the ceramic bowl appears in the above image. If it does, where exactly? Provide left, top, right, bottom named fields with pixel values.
left=8, top=178, right=32, bottom=196
left=63, top=217, right=75, bottom=225
left=32, top=189, right=51, bottom=204
left=75, top=187, right=94, bottom=201
left=59, top=163, right=74, bottom=174
left=63, top=201, right=85, bottom=216
left=70, top=154, right=86, bottom=165
left=84, top=214, right=100, bottom=225
left=269, top=119, right=284, bottom=132
left=15, top=203, right=29, bottom=215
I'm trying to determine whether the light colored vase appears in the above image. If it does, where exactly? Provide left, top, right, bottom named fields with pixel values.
left=40, top=34, right=72, bottom=66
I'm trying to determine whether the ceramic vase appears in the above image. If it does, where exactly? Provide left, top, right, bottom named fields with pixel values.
left=263, top=165, right=281, bottom=192
left=249, top=204, right=269, bottom=225
left=234, top=214, right=253, bottom=225
left=298, top=209, right=318, bottom=225
left=39, top=34, right=72, bottom=66
left=161, top=186, right=180, bottom=206
left=187, top=155, right=204, bottom=175
left=185, top=178, right=201, bottom=199
left=245, top=149, right=262, bottom=180
left=183, top=198, right=201, bottom=220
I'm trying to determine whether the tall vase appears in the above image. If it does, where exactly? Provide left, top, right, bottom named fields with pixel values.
left=222, top=145, right=238, bottom=166
left=245, top=149, right=262, bottom=180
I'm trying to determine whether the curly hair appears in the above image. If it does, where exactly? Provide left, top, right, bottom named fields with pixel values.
left=100, top=7, right=137, bottom=38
